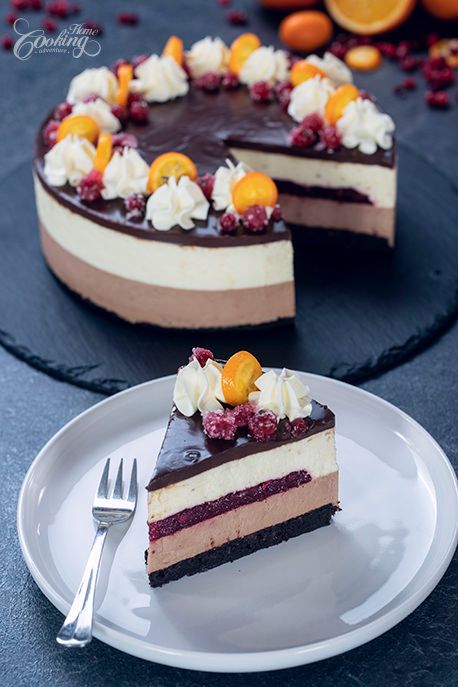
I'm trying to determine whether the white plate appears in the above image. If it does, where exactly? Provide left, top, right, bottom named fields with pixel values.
left=17, top=373, right=458, bottom=673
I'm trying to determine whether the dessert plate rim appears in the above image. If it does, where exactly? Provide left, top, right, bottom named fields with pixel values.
left=17, top=372, right=458, bottom=673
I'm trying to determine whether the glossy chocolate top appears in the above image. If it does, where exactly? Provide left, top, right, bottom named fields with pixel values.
left=147, top=400, right=335, bottom=491
left=35, top=83, right=394, bottom=247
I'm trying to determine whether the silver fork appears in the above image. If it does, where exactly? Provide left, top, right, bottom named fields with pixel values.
left=56, top=458, right=137, bottom=648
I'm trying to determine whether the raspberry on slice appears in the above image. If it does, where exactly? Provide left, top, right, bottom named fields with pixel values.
left=242, top=205, right=268, bottom=233
left=202, top=410, right=237, bottom=441
left=124, top=194, right=146, bottom=220
left=219, top=212, right=237, bottom=234
left=290, top=125, right=315, bottom=148
left=189, top=347, right=215, bottom=367
left=194, top=72, right=221, bottom=92
left=231, top=403, right=257, bottom=428
left=77, top=169, right=104, bottom=202
left=197, top=173, right=215, bottom=200
left=250, top=80, right=273, bottom=103
left=129, top=100, right=149, bottom=123
left=301, top=113, right=323, bottom=133
left=290, top=417, right=311, bottom=439
left=222, top=71, right=240, bottom=90
left=271, top=204, right=282, bottom=222
left=248, top=410, right=278, bottom=442
left=319, top=125, right=341, bottom=151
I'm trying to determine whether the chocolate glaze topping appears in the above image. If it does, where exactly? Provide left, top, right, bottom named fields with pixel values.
left=147, top=400, right=335, bottom=491
left=35, top=84, right=394, bottom=247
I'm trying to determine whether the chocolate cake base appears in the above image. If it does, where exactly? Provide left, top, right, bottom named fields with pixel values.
left=147, top=502, right=338, bottom=587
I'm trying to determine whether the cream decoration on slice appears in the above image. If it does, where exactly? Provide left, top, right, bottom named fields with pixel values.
left=239, top=46, right=289, bottom=87
left=185, top=37, right=229, bottom=78
left=173, top=358, right=225, bottom=417
left=249, top=368, right=312, bottom=421
left=102, top=148, right=150, bottom=200
left=337, top=97, right=395, bottom=155
left=67, top=67, right=118, bottom=105
left=212, top=158, right=251, bottom=211
left=131, top=55, right=189, bottom=103
left=306, top=52, right=353, bottom=86
left=288, top=75, right=334, bottom=122
left=146, top=175, right=209, bottom=231
left=72, top=98, right=121, bottom=134
left=43, top=135, right=96, bottom=187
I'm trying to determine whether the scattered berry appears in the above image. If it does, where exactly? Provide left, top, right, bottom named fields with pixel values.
left=402, top=77, right=417, bottom=91
left=129, top=99, right=149, bottom=123
left=1, top=34, right=13, bottom=50
left=400, top=56, right=420, bottom=72
left=132, top=54, right=149, bottom=71
left=226, top=9, right=247, bottom=25
left=377, top=41, right=396, bottom=59
left=53, top=101, right=73, bottom=121
left=77, top=169, right=104, bottom=202
left=250, top=80, right=273, bottom=103
left=189, top=347, right=215, bottom=367
left=47, top=1, right=71, bottom=18
left=425, top=90, right=449, bottom=109
left=110, top=104, right=128, bottom=123
left=5, top=12, right=18, bottom=26
left=275, top=80, right=292, bottom=110
left=203, top=410, right=237, bottom=440
left=242, top=205, right=268, bottom=233
left=218, top=0, right=231, bottom=6
left=41, top=18, right=57, bottom=32
left=290, top=417, right=311, bottom=438
left=10, top=0, right=28, bottom=10
left=319, top=125, right=341, bottom=150
left=111, top=132, right=138, bottom=151
left=231, top=403, right=256, bottom=428
left=248, top=410, right=278, bottom=442
left=124, top=194, right=146, bottom=220
left=117, top=12, right=139, bottom=25
left=197, top=173, right=215, bottom=200
left=301, top=112, right=323, bottom=133
left=328, top=41, right=348, bottom=60
left=271, top=204, right=282, bottom=222
left=395, top=41, right=411, bottom=61
left=42, top=119, right=59, bottom=147
left=290, top=124, right=315, bottom=148
left=31, top=0, right=43, bottom=8
left=219, top=212, right=237, bottom=234
left=194, top=72, right=221, bottom=92
left=222, top=71, right=240, bottom=90
left=82, top=20, right=103, bottom=35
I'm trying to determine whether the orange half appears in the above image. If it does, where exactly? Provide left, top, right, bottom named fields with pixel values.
left=325, top=0, right=416, bottom=36
left=222, top=351, right=263, bottom=406
left=148, top=152, right=198, bottom=192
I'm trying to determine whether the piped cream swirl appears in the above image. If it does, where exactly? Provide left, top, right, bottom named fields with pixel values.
left=249, top=368, right=312, bottom=422
left=173, top=358, right=225, bottom=416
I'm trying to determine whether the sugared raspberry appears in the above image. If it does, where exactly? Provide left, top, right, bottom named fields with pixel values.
left=219, top=212, right=237, bottom=234
left=129, top=99, right=149, bottom=123
left=242, top=205, right=268, bottom=233
left=111, top=104, right=128, bottom=123
left=132, top=54, right=149, bottom=71
left=222, top=71, right=240, bottom=90
left=111, top=132, right=138, bottom=151
left=117, top=12, right=139, bottom=25
left=275, top=80, right=292, bottom=110
left=5, top=12, right=18, bottom=26
left=271, top=204, right=282, bottom=222
left=189, top=347, right=215, bottom=367
left=194, top=72, right=221, bottom=92
left=42, top=119, right=59, bottom=147
left=1, top=34, right=13, bottom=50
left=53, top=101, right=73, bottom=120
left=301, top=112, right=323, bottom=133
left=226, top=9, right=247, bottom=25
left=290, top=417, right=311, bottom=439
left=202, top=410, right=237, bottom=441
left=231, top=403, right=256, bottom=428
left=77, top=169, right=104, bottom=202
left=82, top=20, right=103, bottom=35
left=425, top=90, right=449, bottom=109
left=47, top=1, right=70, bottom=18
left=290, top=125, right=315, bottom=148
left=111, top=58, right=130, bottom=76
left=320, top=125, right=341, bottom=150
left=250, top=80, right=273, bottom=103
left=400, top=56, right=420, bottom=72
left=124, top=194, right=146, bottom=220
left=277, top=420, right=292, bottom=441
left=328, top=41, right=348, bottom=60
left=41, top=18, right=57, bottom=32
left=248, top=410, right=278, bottom=442
left=127, top=91, right=144, bottom=105
left=197, top=173, right=215, bottom=200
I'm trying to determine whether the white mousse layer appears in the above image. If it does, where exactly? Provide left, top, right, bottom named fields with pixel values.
left=34, top=175, right=293, bottom=291
left=230, top=147, right=396, bottom=208
left=148, top=428, right=336, bottom=522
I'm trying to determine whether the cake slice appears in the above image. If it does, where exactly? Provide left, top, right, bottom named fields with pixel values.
left=146, top=347, right=339, bottom=587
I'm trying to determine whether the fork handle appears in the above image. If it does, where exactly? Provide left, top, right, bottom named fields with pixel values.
left=56, top=522, right=109, bottom=648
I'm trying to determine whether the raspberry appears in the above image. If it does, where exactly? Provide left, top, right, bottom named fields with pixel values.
left=275, top=80, right=292, bottom=110
left=242, top=205, right=268, bottom=233
left=290, top=417, right=311, bottom=439
left=276, top=420, right=292, bottom=441
left=47, top=1, right=70, bottom=18
left=111, top=133, right=138, bottom=152
left=218, top=0, right=231, bottom=5
left=124, top=194, right=146, bottom=220
left=117, top=12, right=139, bottom=25
left=194, top=72, right=221, bottom=92
left=290, top=125, right=315, bottom=148
left=271, top=204, right=282, bottom=222
left=42, top=119, right=59, bottom=147
left=129, top=100, right=149, bottom=123
left=319, top=125, right=341, bottom=150
left=82, top=20, right=103, bottom=35
left=425, top=90, right=449, bottom=109
left=53, top=101, right=73, bottom=120
left=132, top=54, right=149, bottom=70
left=400, top=56, right=420, bottom=72
left=77, top=169, right=103, bottom=202
left=219, top=212, right=237, bottom=234
left=328, top=41, right=348, bottom=60
left=31, top=0, right=43, bottom=7
left=128, top=91, right=144, bottom=105
left=111, top=58, right=130, bottom=76
left=202, top=410, right=237, bottom=441
left=5, top=12, right=18, bottom=26
left=1, top=34, right=13, bottom=50
left=250, top=80, right=273, bottom=103
left=377, top=41, right=396, bottom=59
left=189, top=347, right=215, bottom=367
left=10, top=0, right=28, bottom=9
left=197, top=173, right=215, bottom=200
left=395, top=41, right=410, bottom=60
left=248, top=410, right=278, bottom=442
left=230, top=403, right=256, bottom=428
left=226, top=9, right=247, bottom=25
left=41, top=18, right=57, bottom=32
left=301, top=112, right=323, bottom=133
left=222, top=71, right=240, bottom=90
left=402, top=77, right=417, bottom=91
left=111, top=104, right=128, bottom=123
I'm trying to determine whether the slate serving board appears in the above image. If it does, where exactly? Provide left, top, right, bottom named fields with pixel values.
left=1, top=143, right=457, bottom=395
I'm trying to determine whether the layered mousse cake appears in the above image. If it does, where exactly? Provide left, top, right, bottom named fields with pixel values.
left=34, top=34, right=396, bottom=329
left=146, top=347, right=339, bottom=586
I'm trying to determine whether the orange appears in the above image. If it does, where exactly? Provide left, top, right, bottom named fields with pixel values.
left=260, top=1, right=319, bottom=8
left=324, top=84, right=359, bottom=125
left=162, top=35, right=184, bottom=66
left=222, top=351, right=263, bottom=406
left=290, top=60, right=326, bottom=86
left=232, top=172, right=278, bottom=214
left=279, top=11, right=333, bottom=52
left=345, top=46, right=383, bottom=70
left=228, top=33, right=261, bottom=74
left=429, top=38, right=458, bottom=67
left=94, top=134, right=113, bottom=173
left=116, top=63, right=133, bottom=108
left=421, top=0, right=458, bottom=19
left=148, top=152, right=198, bottom=192
left=56, top=115, right=100, bottom=143
left=325, top=0, right=416, bottom=36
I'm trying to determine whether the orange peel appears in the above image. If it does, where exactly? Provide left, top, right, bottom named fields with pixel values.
left=162, top=35, right=184, bottom=66
left=94, top=133, right=113, bottom=173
